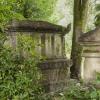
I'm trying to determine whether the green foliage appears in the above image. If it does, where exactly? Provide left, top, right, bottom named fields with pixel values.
left=59, top=76, right=100, bottom=100
left=0, top=0, right=24, bottom=26
left=62, top=85, right=100, bottom=100
left=95, top=4, right=100, bottom=26
left=0, top=34, right=44, bottom=100
left=96, top=72, right=100, bottom=84
left=55, top=84, right=100, bottom=100
left=95, top=4, right=100, bottom=11
left=0, top=0, right=57, bottom=26
left=56, top=77, right=100, bottom=100
left=0, top=0, right=57, bottom=99
left=34, top=0, right=57, bottom=20
left=95, top=13, right=100, bottom=26
left=16, top=0, right=57, bottom=20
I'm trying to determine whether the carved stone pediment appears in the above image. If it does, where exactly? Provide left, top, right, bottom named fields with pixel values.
left=79, top=26, right=100, bottom=44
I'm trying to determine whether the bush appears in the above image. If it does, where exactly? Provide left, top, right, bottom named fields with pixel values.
left=59, top=78, right=100, bottom=100
left=0, top=34, right=45, bottom=100
left=63, top=84, right=100, bottom=100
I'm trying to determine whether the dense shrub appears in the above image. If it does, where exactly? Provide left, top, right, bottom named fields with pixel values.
left=58, top=78, right=100, bottom=100
left=63, top=84, right=100, bottom=100
left=0, top=34, right=46, bottom=100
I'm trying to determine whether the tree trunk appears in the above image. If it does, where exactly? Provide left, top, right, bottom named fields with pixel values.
left=70, top=0, right=89, bottom=79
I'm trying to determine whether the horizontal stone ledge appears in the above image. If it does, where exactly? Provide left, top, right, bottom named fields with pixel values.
left=40, top=58, right=70, bottom=63
left=83, top=50, right=100, bottom=53
left=38, top=58, right=71, bottom=70
left=82, top=53, right=100, bottom=57
left=79, top=42, right=100, bottom=46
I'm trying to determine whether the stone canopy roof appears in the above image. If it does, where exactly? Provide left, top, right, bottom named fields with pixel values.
left=79, top=26, right=100, bottom=44
left=5, top=20, right=71, bottom=34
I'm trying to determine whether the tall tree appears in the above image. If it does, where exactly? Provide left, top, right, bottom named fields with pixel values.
left=14, top=0, right=57, bottom=20
left=70, top=0, right=89, bottom=79
left=0, top=0, right=57, bottom=26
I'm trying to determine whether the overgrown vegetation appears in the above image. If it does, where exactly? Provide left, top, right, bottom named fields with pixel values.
left=53, top=77, right=100, bottom=100
left=0, top=0, right=57, bottom=99
left=95, top=4, right=100, bottom=26
left=0, top=0, right=57, bottom=25
left=0, top=34, right=42, bottom=99
left=63, top=84, right=100, bottom=99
